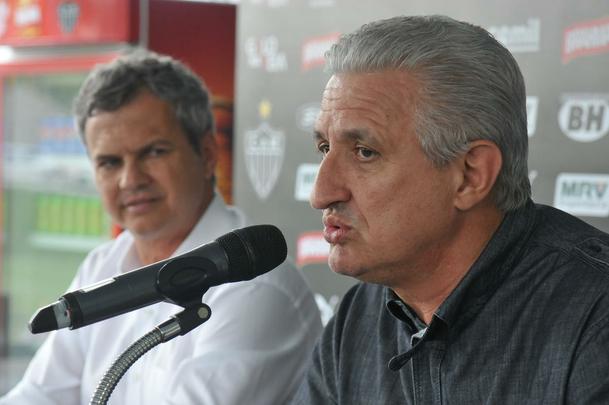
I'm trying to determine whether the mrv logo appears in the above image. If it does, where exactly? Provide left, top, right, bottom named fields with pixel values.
left=554, top=173, right=609, bottom=217
left=558, top=95, right=609, bottom=142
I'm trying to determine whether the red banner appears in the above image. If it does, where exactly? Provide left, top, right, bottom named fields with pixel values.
left=0, top=0, right=137, bottom=47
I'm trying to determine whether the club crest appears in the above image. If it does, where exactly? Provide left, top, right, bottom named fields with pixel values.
left=244, top=121, right=285, bottom=200
left=58, top=1, right=79, bottom=33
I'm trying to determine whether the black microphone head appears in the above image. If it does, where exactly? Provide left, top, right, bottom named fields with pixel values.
left=217, top=224, right=287, bottom=282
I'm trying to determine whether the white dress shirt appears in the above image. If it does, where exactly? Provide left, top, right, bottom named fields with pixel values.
left=1, top=195, right=322, bottom=405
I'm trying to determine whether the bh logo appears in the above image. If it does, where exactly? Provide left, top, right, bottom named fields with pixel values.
left=558, top=95, right=609, bottom=142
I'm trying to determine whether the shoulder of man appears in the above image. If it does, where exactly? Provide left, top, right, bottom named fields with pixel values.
left=531, top=204, right=609, bottom=272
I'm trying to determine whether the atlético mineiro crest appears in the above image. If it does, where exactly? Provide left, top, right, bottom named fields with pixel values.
left=244, top=120, right=285, bottom=200
left=57, top=1, right=80, bottom=34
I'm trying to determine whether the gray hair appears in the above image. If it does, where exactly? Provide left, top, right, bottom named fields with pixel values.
left=325, top=15, right=530, bottom=211
left=74, top=50, right=214, bottom=153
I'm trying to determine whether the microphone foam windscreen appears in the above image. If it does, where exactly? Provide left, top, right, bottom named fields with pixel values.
left=217, top=224, right=287, bottom=281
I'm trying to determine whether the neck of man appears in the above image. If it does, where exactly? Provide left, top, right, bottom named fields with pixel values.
left=134, top=234, right=187, bottom=266
left=392, top=202, right=504, bottom=325
left=131, top=190, right=214, bottom=266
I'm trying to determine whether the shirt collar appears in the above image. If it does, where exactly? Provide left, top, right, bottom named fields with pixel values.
left=385, top=289, right=427, bottom=333
left=383, top=199, right=537, bottom=332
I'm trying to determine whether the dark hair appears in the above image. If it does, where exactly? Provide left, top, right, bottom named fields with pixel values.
left=74, top=50, right=214, bottom=153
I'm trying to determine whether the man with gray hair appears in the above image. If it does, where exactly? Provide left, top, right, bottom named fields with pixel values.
left=292, top=15, right=609, bottom=404
left=1, top=51, right=322, bottom=405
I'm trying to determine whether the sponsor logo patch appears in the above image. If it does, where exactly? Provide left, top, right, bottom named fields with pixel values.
left=302, top=32, right=340, bottom=71
left=297, top=231, right=330, bottom=266
left=244, top=35, right=288, bottom=72
left=554, top=173, right=609, bottom=217
left=563, top=16, right=609, bottom=63
left=315, top=293, right=340, bottom=326
left=526, top=96, right=539, bottom=137
left=296, top=102, right=321, bottom=132
left=558, top=94, right=609, bottom=142
left=487, top=18, right=541, bottom=53
left=294, top=163, right=319, bottom=201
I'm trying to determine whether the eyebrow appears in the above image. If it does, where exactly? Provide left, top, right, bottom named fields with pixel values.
left=93, top=139, right=174, bottom=160
left=313, top=128, right=374, bottom=143
left=138, top=140, right=173, bottom=155
left=313, top=131, right=325, bottom=142
left=93, top=153, right=117, bottom=162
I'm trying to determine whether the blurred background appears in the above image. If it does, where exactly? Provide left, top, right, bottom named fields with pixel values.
left=1, top=0, right=607, bottom=395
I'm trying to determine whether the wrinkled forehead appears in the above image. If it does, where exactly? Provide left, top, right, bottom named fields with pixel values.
left=316, top=71, right=420, bottom=134
left=321, top=71, right=419, bottom=107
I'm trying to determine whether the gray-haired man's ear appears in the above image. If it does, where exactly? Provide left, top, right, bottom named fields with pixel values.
left=453, top=140, right=503, bottom=211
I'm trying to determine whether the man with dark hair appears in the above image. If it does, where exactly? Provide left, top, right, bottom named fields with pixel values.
left=1, top=51, right=322, bottom=405
left=292, top=15, right=609, bottom=404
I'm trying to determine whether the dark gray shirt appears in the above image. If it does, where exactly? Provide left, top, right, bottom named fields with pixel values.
left=292, top=201, right=609, bottom=404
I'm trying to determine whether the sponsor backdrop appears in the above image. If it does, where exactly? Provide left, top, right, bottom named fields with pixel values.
left=233, top=0, right=609, bottom=322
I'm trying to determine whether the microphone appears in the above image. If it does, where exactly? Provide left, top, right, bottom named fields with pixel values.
left=29, top=225, right=287, bottom=334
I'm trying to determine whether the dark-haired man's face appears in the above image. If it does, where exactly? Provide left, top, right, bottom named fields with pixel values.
left=84, top=90, right=216, bottom=251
